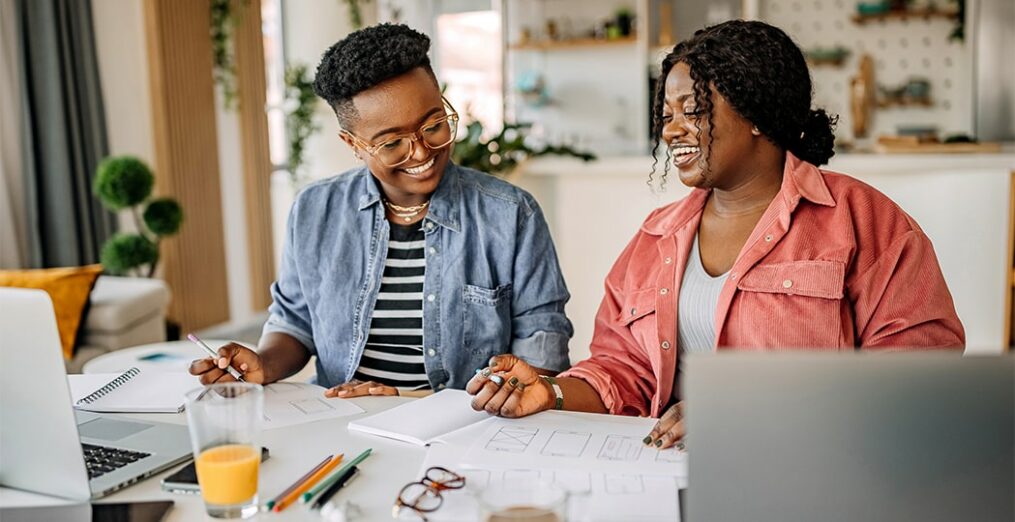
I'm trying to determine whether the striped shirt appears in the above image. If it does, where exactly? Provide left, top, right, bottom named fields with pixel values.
left=353, top=223, right=430, bottom=390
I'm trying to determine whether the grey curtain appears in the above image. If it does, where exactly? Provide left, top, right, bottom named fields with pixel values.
left=16, top=0, right=115, bottom=268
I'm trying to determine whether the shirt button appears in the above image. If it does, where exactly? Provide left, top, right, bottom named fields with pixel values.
left=425, top=222, right=434, bottom=230
left=427, top=349, right=437, bottom=357
left=659, top=288, right=668, bottom=295
left=730, top=271, right=737, bottom=280
left=764, top=234, right=773, bottom=242
left=427, top=294, right=436, bottom=302
left=783, top=279, right=793, bottom=289
left=664, top=257, right=672, bottom=264
left=661, top=341, right=671, bottom=350
left=428, top=247, right=437, bottom=255
left=630, top=308, right=637, bottom=316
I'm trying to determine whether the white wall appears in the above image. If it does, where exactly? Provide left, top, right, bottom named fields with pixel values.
left=91, top=0, right=155, bottom=237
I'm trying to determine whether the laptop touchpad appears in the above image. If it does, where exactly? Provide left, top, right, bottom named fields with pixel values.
left=78, top=418, right=153, bottom=441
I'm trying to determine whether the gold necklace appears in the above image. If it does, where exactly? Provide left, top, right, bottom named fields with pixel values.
left=383, top=199, right=430, bottom=222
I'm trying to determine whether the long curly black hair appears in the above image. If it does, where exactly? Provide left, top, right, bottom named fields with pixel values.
left=650, top=20, right=837, bottom=185
left=313, top=23, right=436, bottom=128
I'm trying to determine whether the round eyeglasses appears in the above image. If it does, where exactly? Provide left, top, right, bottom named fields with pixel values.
left=392, top=466, right=466, bottom=521
left=343, top=97, right=460, bottom=168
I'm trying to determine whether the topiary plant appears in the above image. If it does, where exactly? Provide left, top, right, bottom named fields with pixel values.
left=93, top=156, right=184, bottom=277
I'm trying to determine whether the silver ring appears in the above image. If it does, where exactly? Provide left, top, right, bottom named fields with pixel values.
left=489, top=375, right=504, bottom=386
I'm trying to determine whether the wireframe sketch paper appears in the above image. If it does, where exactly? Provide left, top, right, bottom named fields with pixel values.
left=347, top=389, right=492, bottom=445
left=261, top=382, right=364, bottom=430
left=68, top=369, right=197, bottom=413
left=402, top=437, right=681, bottom=522
left=460, top=410, right=687, bottom=477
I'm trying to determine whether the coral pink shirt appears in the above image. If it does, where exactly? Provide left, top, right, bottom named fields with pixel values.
left=560, top=152, right=965, bottom=417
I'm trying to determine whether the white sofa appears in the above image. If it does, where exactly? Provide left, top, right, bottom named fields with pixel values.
left=67, top=276, right=171, bottom=373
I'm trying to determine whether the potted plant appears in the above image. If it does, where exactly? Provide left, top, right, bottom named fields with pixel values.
left=93, top=156, right=183, bottom=278
left=452, top=119, right=596, bottom=180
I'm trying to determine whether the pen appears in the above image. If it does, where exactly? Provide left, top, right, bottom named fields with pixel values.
left=187, top=333, right=244, bottom=381
left=301, top=448, right=372, bottom=503
left=310, top=466, right=359, bottom=509
left=273, top=454, right=344, bottom=512
left=266, top=454, right=334, bottom=510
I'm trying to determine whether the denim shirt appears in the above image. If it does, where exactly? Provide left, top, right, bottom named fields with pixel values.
left=263, top=163, right=573, bottom=389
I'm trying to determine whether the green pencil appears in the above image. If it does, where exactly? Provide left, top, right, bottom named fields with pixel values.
left=300, top=448, right=372, bottom=503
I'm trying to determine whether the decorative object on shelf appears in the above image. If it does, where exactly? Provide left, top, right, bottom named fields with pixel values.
left=657, top=1, right=674, bottom=46
left=209, top=0, right=250, bottom=110
left=615, top=6, right=634, bottom=37
left=342, top=0, right=372, bottom=30
left=850, top=54, right=875, bottom=137
left=516, top=71, right=550, bottom=108
left=805, top=46, right=850, bottom=66
left=878, top=77, right=933, bottom=108
left=284, top=63, right=321, bottom=186
left=93, top=156, right=184, bottom=278
left=452, top=119, right=596, bottom=179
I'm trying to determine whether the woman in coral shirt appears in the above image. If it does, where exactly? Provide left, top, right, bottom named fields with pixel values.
left=466, top=20, right=964, bottom=448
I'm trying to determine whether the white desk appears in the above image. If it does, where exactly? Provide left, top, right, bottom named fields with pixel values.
left=1, top=395, right=428, bottom=520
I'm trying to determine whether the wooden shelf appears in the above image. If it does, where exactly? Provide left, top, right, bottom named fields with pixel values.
left=807, top=57, right=848, bottom=67
left=877, top=97, right=933, bottom=109
left=510, top=36, right=637, bottom=51
left=852, top=8, right=959, bottom=25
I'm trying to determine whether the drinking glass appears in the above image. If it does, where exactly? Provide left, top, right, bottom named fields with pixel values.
left=476, top=478, right=569, bottom=522
left=184, top=382, right=263, bottom=519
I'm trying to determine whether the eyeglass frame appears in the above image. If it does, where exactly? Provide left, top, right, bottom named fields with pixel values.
left=341, top=96, right=460, bottom=168
left=392, top=466, right=466, bottom=521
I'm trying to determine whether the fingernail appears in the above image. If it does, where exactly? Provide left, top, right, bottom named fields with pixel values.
left=481, top=368, right=492, bottom=377
left=642, top=436, right=653, bottom=445
left=508, top=376, right=519, bottom=387
left=654, top=439, right=663, bottom=447
left=488, top=357, right=497, bottom=365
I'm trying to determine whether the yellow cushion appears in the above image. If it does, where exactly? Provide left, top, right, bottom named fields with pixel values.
left=0, top=264, right=104, bottom=359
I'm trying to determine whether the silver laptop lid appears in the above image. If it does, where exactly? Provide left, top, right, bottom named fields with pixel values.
left=0, top=288, right=91, bottom=501
left=686, top=352, right=1014, bottom=522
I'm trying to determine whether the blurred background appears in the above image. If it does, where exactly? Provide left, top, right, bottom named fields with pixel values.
left=1, top=0, right=1012, bottom=372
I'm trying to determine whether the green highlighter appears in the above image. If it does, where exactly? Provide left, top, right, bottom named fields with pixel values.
left=301, top=448, right=372, bottom=504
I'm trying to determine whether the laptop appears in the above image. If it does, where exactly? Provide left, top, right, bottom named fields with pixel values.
left=0, top=288, right=193, bottom=500
left=685, top=352, right=1014, bottom=522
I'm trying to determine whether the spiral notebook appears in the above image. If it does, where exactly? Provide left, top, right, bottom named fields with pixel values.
left=67, top=368, right=199, bottom=413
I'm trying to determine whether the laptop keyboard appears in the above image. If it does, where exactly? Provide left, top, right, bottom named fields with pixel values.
left=82, top=443, right=150, bottom=479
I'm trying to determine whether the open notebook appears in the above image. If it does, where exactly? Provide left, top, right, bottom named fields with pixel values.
left=347, top=389, right=493, bottom=445
left=67, top=368, right=199, bottom=413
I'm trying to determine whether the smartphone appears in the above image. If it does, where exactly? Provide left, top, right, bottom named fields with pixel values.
left=161, top=447, right=269, bottom=494
left=1, top=501, right=173, bottom=522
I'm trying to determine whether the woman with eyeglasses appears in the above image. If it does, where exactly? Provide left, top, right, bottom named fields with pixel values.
left=190, top=24, right=572, bottom=396
left=466, top=20, right=964, bottom=447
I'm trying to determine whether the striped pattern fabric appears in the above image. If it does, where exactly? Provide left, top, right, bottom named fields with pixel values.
left=675, top=234, right=729, bottom=400
left=353, top=223, right=430, bottom=390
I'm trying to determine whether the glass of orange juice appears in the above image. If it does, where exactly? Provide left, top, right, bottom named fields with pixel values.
left=185, top=382, right=263, bottom=519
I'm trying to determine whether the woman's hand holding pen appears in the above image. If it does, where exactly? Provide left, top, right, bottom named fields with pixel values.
left=189, top=343, right=267, bottom=384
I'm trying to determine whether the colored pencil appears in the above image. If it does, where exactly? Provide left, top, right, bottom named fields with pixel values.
left=265, top=454, right=333, bottom=510
left=301, top=448, right=372, bottom=503
left=272, top=454, right=344, bottom=512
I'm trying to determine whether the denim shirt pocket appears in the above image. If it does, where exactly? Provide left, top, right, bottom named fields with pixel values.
left=463, top=283, right=513, bottom=356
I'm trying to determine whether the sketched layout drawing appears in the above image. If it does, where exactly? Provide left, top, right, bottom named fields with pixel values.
left=291, top=398, right=334, bottom=415
left=541, top=430, right=591, bottom=458
left=654, top=447, right=684, bottom=463
left=604, top=474, right=645, bottom=494
left=598, top=435, right=644, bottom=461
left=485, top=426, right=538, bottom=453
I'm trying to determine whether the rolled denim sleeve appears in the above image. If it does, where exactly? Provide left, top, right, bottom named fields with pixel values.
left=509, top=194, right=573, bottom=372
left=262, top=203, right=316, bottom=354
